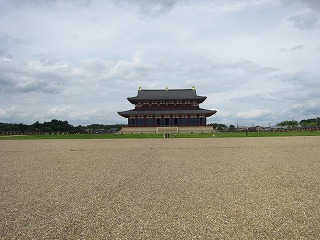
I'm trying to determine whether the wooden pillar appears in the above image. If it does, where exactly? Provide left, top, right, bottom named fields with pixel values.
left=129, top=116, right=132, bottom=127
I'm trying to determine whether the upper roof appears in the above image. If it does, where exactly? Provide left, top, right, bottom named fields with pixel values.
left=127, top=88, right=207, bottom=103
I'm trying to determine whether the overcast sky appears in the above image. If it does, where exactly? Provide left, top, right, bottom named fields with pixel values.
left=1, top=0, right=319, bottom=126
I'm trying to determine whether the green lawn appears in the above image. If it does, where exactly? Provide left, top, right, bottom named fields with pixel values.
left=1, top=131, right=320, bottom=140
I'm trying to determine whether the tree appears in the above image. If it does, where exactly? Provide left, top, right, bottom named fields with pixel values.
left=216, top=126, right=224, bottom=132
left=41, top=127, right=54, bottom=132
left=228, top=125, right=236, bottom=131
left=208, top=123, right=229, bottom=132
left=300, top=117, right=320, bottom=127
left=17, top=123, right=28, bottom=132
left=32, top=121, right=41, bottom=129
left=3, top=125, right=21, bottom=131
left=276, top=120, right=298, bottom=127
left=70, top=125, right=84, bottom=134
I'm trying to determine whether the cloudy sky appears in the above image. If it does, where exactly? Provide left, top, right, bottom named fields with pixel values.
left=1, top=0, right=319, bottom=126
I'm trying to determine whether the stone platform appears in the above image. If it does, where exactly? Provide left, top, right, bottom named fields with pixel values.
left=118, top=126, right=214, bottom=134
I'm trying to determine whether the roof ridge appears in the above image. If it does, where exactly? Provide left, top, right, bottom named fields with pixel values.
left=140, top=88, right=194, bottom=91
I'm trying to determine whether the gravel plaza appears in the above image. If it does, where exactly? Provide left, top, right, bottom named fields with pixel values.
left=1, top=137, right=320, bottom=239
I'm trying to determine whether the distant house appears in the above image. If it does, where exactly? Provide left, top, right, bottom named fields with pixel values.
left=237, top=126, right=249, bottom=132
left=106, top=128, right=119, bottom=134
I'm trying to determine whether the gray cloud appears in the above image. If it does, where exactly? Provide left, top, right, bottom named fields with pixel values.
left=117, top=0, right=179, bottom=16
left=280, top=44, right=306, bottom=52
left=282, top=0, right=320, bottom=30
left=288, top=12, right=320, bottom=30
left=282, top=0, right=320, bottom=11
left=0, top=106, right=19, bottom=123
left=14, top=81, right=61, bottom=94
left=296, top=0, right=320, bottom=10
left=224, top=70, right=320, bottom=124
left=288, top=101, right=320, bottom=117
left=131, top=0, right=176, bottom=16
left=0, top=54, right=282, bottom=124
left=291, top=44, right=305, bottom=51
left=0, top=50, right=302, bottom=125
left=0, top=34, right=26, bottom=51
left=278, top=72, right=319, bottom=87
left=8, top=0, right=91, bottom=8
left=35, top=54, right=62, bottom=66
left=0, top=59, right=65, bottom=94
left=0, top=49, right=13, bottom=61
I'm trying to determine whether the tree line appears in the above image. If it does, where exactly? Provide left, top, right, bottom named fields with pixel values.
left=0, top=119, right=124, bottom=134
left=276, top=117, right=320, bottom=127
left=1, top=117, right=319, bottom=133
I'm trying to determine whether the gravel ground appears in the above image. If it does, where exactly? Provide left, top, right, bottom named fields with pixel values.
left=1, top=137, right=320, bottom=239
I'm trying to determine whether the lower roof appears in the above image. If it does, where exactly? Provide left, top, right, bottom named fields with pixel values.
left=118, top=108, right=217, bottom=117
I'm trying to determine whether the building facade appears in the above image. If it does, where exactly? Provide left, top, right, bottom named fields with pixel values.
left=118, top=88, right=217, bottom=127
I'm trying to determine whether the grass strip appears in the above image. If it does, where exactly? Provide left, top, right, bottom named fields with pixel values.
left=1, top=131, right=320, bottom=140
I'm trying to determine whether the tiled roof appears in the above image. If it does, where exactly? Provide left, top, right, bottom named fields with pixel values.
left=127, top=89, right=206, bottom=103
left=118, top=108, right=217, bottom=117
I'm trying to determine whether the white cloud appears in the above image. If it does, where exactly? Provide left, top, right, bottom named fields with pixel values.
left=236, top=109, right=273, bottom=119
left=46, top=106, right=107, bottom=125
left=0, top=106, right=17, bottom=118
left=48, top=106, right=73, bottom=116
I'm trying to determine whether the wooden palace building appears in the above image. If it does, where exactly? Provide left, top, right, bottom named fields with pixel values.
left=118, top=87, right=217, bottom=128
